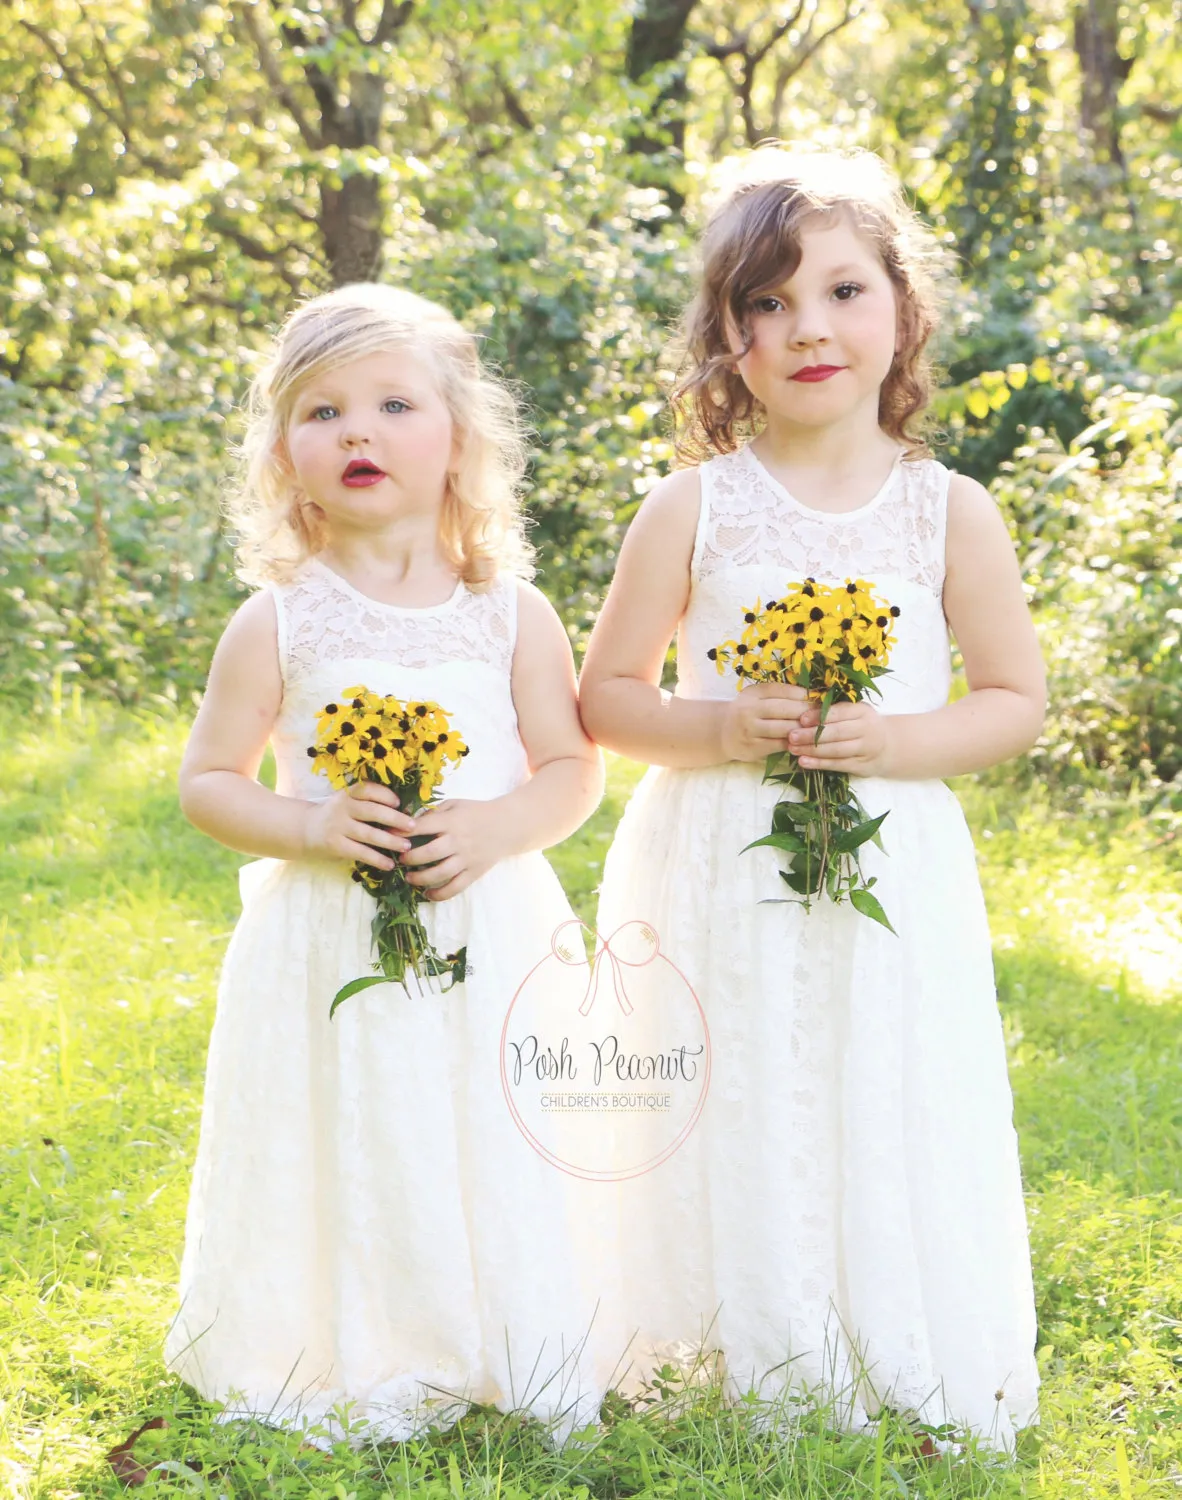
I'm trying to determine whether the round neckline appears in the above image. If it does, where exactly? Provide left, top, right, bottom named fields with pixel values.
left=310, top=556, right=465, bottom=614
left=743, top=445, right=904, bottom=520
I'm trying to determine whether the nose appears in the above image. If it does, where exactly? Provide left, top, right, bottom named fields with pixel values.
left=339, top=414, right=373, bottom=447
left=786, top=299, right=833, bottom=349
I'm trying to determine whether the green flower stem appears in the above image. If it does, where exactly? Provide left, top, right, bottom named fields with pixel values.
left=329, top=772, right=467, bottom=1017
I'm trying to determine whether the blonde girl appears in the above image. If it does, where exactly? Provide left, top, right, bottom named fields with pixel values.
left=166, top=284, right=610, bottom=1443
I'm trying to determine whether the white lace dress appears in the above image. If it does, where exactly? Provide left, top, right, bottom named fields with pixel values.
left=166, top=560, right=611, bottom=1443
left=596, top=447, right=1039, bottom=1447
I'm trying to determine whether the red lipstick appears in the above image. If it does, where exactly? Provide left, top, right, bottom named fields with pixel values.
left=791, top=365, right=845, bottom=383
left=342, top=458, right=386, bottom=487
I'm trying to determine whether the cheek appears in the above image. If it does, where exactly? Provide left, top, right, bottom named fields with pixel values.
left=735, top=325, right=777, bottom=378
left=408, top=413, right=455, bottom=468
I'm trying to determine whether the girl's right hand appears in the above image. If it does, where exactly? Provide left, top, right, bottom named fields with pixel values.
left=720, top=682, right=810, bottom=763
left=302, top=783, right=417, bottom=870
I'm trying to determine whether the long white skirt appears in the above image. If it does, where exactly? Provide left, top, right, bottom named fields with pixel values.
left=595, top=761, right=1039, bottom=1448
left=166, top=851, right=617, bottom=1444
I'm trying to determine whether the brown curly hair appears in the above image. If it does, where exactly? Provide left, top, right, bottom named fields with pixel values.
left=671, top=148, right=950, bottom=465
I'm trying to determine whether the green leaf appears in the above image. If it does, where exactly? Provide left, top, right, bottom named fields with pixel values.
left=742, top=830, right=807, bottom=855
left=780, top=867, right=819, bottom=895
left=772, top=799, right=810, bottom=831
left=329, top=973, right=393, bottom=1019
left=778, top=800, right=821, bottom=823
left=832, top=811, right=889, bottom=854
left=762, top=750, right=802, bottom=784
left=850, top=887, right=897, bottom=934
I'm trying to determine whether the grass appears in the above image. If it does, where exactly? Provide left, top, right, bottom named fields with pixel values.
left=0, top=705, right=1179, bottom=1498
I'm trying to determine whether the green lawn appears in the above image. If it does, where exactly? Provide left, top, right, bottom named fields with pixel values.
left=1, top=708, right=1178, bottom=1498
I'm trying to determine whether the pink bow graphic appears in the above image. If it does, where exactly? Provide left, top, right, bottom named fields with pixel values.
left=547, top=919, right=662, bottom=1019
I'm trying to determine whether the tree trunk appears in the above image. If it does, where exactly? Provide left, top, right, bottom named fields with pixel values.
left=1073, top=0, right=1134, bottom=168
left=320, top=171, right=385, bottom=286
left=625, top=0, right=699, bottom=217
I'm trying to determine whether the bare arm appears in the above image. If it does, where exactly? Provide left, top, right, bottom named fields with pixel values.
left=401, top=581, right=605, bottom=899
left=178, top=591, right=414, bottom=864
left=787, top=473, right=1046, bottom=779
left=577, top=468, right=810, bottom=768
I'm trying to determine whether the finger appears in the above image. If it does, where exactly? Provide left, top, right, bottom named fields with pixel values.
left=790, top=721, right=860, bottom=747
left=404, top=853, right=463, bottom=890
left=351, top=804, right=417, bottom=840
left=349, top=822, right=412, bottom=853
left=752, top=716, right=805, bottom=741
left=752, top=701, right=809, bottom=727
left=798, top=740, right=863, bottom=766
left=799, top=703, right=860, bottom=728
left=400, top=834, right=452, bottom=869
left=349, top=802, right=416, bottom=834
left=348, top=782, right=402, bottom=808
left=750, top=681, right=808, bottom=700
left=424, top=871, right=470, bottom=902
left=344, top=838, right=396, bottom=871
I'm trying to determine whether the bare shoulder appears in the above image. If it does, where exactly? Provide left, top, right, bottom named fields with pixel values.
left=515, top=577, right=561, bottom=626
left=207, top=588, right=279, bottom=685
left=514, top=578, right=566, bottom=640
left=946, top=470, right=1005, bottom=529
left=512, top=578, right=573, bottom=667
left=627, top=465, right=702, bottom=548
left=944, top=471, right=1016, bottom=564
left=223, top=587, right=278, bottom=643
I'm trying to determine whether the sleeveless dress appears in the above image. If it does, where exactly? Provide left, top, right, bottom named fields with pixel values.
left=595, top=447, right=1039, bottom=1447
left=165, top=559, right=611, bottom=1444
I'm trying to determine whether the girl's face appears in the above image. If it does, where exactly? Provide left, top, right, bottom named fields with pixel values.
left=283, top=348, right=456, bottom=534
left=728, top=216, right=899, bottom=437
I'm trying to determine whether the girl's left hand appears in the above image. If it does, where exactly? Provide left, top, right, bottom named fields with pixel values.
left=790, top=702, right=890, bottom=775
left=398, top=798, right=511, bottom=901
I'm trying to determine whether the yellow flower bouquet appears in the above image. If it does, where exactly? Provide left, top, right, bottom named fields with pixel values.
left=710, top=578, right=900, bottom=932
left=308, top=685, right=469, bottom=1016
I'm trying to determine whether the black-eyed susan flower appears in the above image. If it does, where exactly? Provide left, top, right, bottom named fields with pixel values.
left=308, top=687, right=469, bottom=1015
left=709, top=578, right=901, bottom=933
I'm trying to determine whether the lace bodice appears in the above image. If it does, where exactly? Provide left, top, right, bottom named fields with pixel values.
left=677, top=446, right=953, bottom=715
left=270, top=558, right=528, bottom=803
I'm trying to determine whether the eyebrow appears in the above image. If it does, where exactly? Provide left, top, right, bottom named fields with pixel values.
left=761, top=260, right=878, bottom=293
left=297, top=384, right=425, bottom=406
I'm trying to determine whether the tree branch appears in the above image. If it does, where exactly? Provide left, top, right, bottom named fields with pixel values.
left=706, top=0, right=863, bottom=146
left=492, top=63, right=534, bottom=131
left=374, top=0, right=415, bottom=44
left=237, top=3, right=325, bottom=149
left=18, top=17, right=181, bottom=177
left=88, top=21, right=132, bottom=122
left=750, top=1, right=806, bottom=68
left=780, top=4, right=861, bottom=91
left=205, top=213, right=306, bottom=291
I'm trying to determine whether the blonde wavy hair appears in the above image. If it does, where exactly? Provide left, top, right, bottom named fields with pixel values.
left=227, top=283, right=533, bottom=587
left=672, top=146, right=951, bottom=464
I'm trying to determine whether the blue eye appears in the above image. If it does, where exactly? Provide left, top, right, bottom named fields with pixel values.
left=382, top=398, right=410, bottom=414
left=833, top=282, right=864, bottom=302
left=309, top=405, right=338, bottom=421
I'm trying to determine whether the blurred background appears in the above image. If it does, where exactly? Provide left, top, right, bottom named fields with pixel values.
left=0, top=0, right=1179, bottom=818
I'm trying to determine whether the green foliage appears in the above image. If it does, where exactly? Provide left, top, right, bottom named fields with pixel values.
left=0, top=371, right=240, bottom=704
left=993, top=386, right=1182, bottom=796
left=0, top=0, right=1179, bottom=794
left=1, top=716, right=1180, bottom=1494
